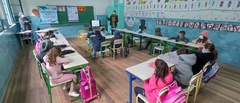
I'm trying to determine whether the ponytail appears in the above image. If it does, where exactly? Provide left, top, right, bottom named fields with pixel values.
left=212, top=49, right=218, bottom=61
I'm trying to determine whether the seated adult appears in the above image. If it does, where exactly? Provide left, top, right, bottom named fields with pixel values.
left=91, top=30, right=106, bottom=59
left=192, top=43, right=218, bottom=75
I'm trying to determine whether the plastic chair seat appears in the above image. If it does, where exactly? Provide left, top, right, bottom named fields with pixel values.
left=50, top=79, right=72, bottom=87
left=183, top=84, right=195, bottom=93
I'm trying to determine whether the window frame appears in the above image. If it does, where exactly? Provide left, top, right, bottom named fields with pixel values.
left=2, top=0, right=15, bottom=26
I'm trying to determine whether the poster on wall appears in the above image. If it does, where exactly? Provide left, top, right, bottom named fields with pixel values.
left=233, top=0, right=240, bottom=10
left=195, top=1, right=203, bottom=10
left=38, top=6, right=59, bottom=23
left=66, top=6, right=79, bottom=22
left=209, top=0, right=217, bottom=9
left=202, top=0, right=210, bottom=9
left=217, top=0, right=225, bottom=9
left=189, top=2, right=196, bottom=10
left=182, top=2, right=189, bottom=11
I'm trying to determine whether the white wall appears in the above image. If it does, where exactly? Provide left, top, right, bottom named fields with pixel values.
left=18, top=0, right=113, bottom=17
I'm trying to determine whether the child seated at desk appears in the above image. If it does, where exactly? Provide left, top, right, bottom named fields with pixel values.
left=192, top=30, right=212, bottom=50
left=169, top=31, right=189, bottom=43
left=86, top=27, right=95, bottom=49
left=92, top=30, right=106, bottom=59
left=134, top=59, right=173, bottom=103
left=39, top=39, right=70, bottom=63
left=192, top=43, right=218, bottom=75
left=43, top=47, right=79, bottom=97
left=145, top=27, right=163, bottom=50
left=111, top=31, right=122, bottom=52
left=159, top=48, right=197, bottom=88
left=168, top=31, right=189, bottom=51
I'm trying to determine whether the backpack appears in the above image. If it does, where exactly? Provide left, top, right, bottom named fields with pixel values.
left=79, top=66, right=99, bottom=102
left=120, top=45, right=130, bottom=57
left=202, top=61, right=220, bottom=83
left=35, top=38, right=42, bottom=55
left=158, top=81, right=186, bottom=103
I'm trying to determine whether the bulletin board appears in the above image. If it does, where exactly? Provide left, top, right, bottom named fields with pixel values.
left=51, top=6, right=94, bottom=26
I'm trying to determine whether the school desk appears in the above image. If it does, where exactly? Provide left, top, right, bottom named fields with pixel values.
left=126, top=57, right=175, bottom=103
left=16, top=30, right=33, bottom=48
left=50, top=34, right=69, bottom=45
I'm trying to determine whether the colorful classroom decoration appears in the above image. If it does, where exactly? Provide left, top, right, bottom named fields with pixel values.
left=66, top=6, right=79, bottom=22
left=38, top=6, right=59, bottom=23
left=154, top=19, right=240, bottom=32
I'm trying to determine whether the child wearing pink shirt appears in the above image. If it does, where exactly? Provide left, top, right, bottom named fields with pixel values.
left=134, top=59, right=173, bottom=103
left=43, top=47, right=79, bottom=97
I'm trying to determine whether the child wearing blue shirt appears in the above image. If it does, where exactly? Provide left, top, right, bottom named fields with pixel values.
left=169, top=31, right=189, bottom=43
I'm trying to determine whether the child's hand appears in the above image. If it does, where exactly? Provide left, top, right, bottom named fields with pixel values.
left=182, top=42, right=187, bottom=44
left=148, top=62, right=155, bottom=68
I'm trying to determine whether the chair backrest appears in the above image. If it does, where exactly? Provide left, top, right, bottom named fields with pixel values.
left=113, top=39, right=123, bottom=49
left=101, top=41, right=111, bottom=47
left=202, top=61, right=212, bottom=72
left=189, top=70, right=203, bottom=85
left=79, top=30, right=87, bottom=33
left=33, top=50, right=42, bottom=68
left=40, top=63, right=51, bottom=87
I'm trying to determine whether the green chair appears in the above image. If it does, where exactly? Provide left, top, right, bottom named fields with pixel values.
left=40, top=63, right=73, bottom=103
left=99, top=40, right=112, bottom=62
left=109, top=39, right=123, bottom=60
left=32, top=50, right=42, bottom=79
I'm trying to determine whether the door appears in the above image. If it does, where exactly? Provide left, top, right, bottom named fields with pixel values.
left=118, top=4, right=124, bottom=29
left=107, top=6, right=117, bottom=33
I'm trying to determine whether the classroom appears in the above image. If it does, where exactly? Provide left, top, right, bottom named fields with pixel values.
left=0, top=0, right=240, bottom=103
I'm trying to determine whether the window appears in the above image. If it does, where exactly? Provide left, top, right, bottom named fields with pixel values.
left=2, top=0, right=14, bottom=25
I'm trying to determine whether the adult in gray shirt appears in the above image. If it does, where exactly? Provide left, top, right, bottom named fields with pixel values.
left=18, top=12, right=31, bottom=31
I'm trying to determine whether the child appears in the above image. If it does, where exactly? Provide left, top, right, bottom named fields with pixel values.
left=134, top=59, right=173, bottom=103
left=145, top=27, right=163, bottom=49
left=169, top=31, right=189, bottom=43
left=192, top=30, right=212, bottom=46
left=111, top=31, right=122, bottom=48
left=43, top=47, right=79, bottom=97
left=86, top=27, right=95, bottom=49
left=159, top=49, right=197, bottom=88
left=92, top=30, right=106, bottom=58
left=39, top=39, right=69, bottom=63
left=192, top=43, right=218, bottom=75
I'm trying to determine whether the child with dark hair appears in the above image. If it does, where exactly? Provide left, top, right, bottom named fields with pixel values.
left=134, top=59, right=173, bottom=103
left=91, top=30, right=106, bottom=58
left=159, top=48, right=197, bottom=88
left=145, top=27, right=163, bottom=49
left=192, top=43, right=218, bottom=74
left=169, top=31, right=189, bottom=43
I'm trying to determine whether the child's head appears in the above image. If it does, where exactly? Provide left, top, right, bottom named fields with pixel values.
left=155, top=59, right=169, bottom=84
left=203, top=43, right=218, bottom=60
left=176, top=48, right=191, bottom=55
left=155, top=27, right=161, bottom=33
left=46, top=47, right=61, bottom=66
left=89, top=27, right=93, bottom=31
left=200, top=30, right=209, bottom=38
left=95, top=30, right=101, bottom=35
left=179, top=31, right=186, bottom=38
